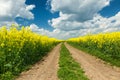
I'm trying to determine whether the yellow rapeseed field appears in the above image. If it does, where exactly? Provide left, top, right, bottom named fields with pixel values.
left=68, top=32, right=120, bottom=66
left=0, top=26, right=60, bottom=79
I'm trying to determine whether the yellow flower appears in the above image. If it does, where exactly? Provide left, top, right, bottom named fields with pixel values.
left=1, top=43, right=5, bottom=47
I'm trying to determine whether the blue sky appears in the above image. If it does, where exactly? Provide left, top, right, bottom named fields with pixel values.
left=100, top=0, right=120, bottom=17
left=0, top=0, right=120, bottom=39
left=16, top=0, right=59, bottom=31
left=17, top=0, right=120, bottom=29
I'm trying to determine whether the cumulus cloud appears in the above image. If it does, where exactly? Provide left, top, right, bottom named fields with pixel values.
left=0, top=21, right=18, bottom=27
left=49, top=0, right=110, bottom=30
left=44, top=0, right=120, bottom=39
left=29, top=0, right=120, bottom=40
left=29, top=11, right=120, bottom=40
left=0, top=0, right=35, bottom=26
left=29, top=24, right=81, bottom=39
left=30, top=24, right=39, bottom=32
left=51, top=0, right=110, bottom=22
left=30, top=24, right=51, bottom=36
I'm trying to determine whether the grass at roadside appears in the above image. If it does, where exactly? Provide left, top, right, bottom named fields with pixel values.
left=68, top=42, right=120, bottom=67
left=58, top=43, right=89, bottom=80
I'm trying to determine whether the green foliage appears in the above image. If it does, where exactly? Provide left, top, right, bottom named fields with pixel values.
left=58, top=44, right=89, bottom=80
left=0, top=71, right=14, bottom=80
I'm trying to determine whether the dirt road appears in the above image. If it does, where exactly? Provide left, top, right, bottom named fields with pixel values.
left=65, top=43, right=120, bottom=80
left=16, top=43, right=61, bottom=80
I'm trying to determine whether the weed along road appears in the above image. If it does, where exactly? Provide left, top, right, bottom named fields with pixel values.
left=65, top=43, right=120, bottom=80
left=16, top=43, right=61, bottom=80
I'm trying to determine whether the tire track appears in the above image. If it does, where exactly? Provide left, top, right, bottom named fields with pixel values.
left=16, top=43, right=61, bottom=80
left=65, top=43, right=120, bottom=80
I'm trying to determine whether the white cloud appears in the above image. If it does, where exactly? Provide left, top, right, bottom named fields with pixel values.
left=29, top=0, right=120, bottom=40
left=51, top=0, right=110, bottom=22
left=29, top=24, right=79, bottom=39
left=30, top=24, right=39, bottom=32
left=44, top=0, right=120, bottom=39
left=30, top=24, right=51, bottom=36
left=0, top=21, right=18, bottom=27
left=0, top=0, right=35, bottom=26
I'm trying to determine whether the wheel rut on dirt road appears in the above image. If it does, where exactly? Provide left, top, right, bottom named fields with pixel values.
left=65, top=43, right=120, bottom=80
left=16, top=43, right=61, bottom=80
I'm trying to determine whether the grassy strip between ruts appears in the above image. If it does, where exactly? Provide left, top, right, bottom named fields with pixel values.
left=68, top=42, right=120, bottom=67
left=58, top=43, right=89, bottom=80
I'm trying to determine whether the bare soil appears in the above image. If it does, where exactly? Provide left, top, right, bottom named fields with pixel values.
left=16, top=43, right=61, bottom=80
left=65, top=43, right=120, bottom=80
